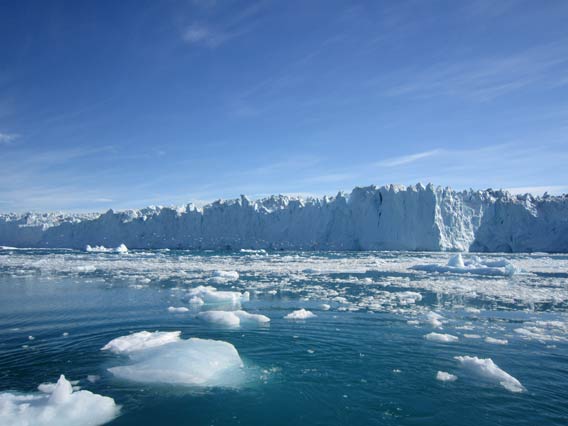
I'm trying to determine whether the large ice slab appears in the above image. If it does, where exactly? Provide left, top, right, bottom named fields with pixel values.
left=1, top=184, right=567, bottom=252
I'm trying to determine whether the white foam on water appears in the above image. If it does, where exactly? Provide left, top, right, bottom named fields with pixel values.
left=0, top=375, right=119, bottom=426
left=284, top=308, right=316, bottom=320
left=101, top=331, right=181, bottom=354
left=455, top=355, right=525, bottom=393
left=424, top=332, right=459, bottom=343
left=436, top=371, right=458, bottom=382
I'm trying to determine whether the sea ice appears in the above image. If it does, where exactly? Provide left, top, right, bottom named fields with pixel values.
left=436, top=371, right=458, bottom=382
left=101, top=330, right=181, bottom=354
left=455, top=355, right=525, bottom=393
left=424, top=332, right=459, bottom=343
left=186, top=286, right=249, bottom=305
left=284, top=309, right=316, bottom=320
left=209, top=270, right=240, bottom=284
left=412, top=255, right=518, bottom=276
left=485, top=337, right=508, bottom=345
left=197, top=310, right=270, bottom=327
left=107, top=337, right=244, bottom=387
left=0, top=375, right=119, bottom=426
left=167, top=306, right=189, bottom=313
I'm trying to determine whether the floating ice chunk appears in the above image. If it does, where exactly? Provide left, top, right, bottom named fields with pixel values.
left=485, top=337, right=508, bottom=345
left=455, top=356, right=525, bottom=393
left=209, top=270, right=240, bottom=284
left=198, top=310, right=270, bottom=327
left=239, top=249, right=266, bottom=254
left=108, top=337, right=244, bottom=387
left=187, top=286, right=249, bottom=305
left=101, top=331, right=181, bottom=354
left=284, top=309, right=316, bottom=320
left=0, top=375, right=119, bottom=426
left=436, top=371, right=458, bottom=382
left=320, top=304, right=331, bottom=311
left=447, top=254, right=465, bottom=268
left=464, top=334, right=481, bottom=339
left=426, top=312, right=444, bottom=328
left=198, top=311, right=240, bottom=327
left=424, top=332, right=459, bottom=343
left=86, top=375, right=100, bottom=383
left=85, top=244, right=128, bottom=254
left=411, top=255, right=518, bottom=276
left=167, top=306, right=189, bottom=313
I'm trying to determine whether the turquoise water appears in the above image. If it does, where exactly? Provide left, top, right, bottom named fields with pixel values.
left=0, top=249, right=567, bottom=425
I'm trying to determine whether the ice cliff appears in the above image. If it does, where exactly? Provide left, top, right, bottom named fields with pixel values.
left=1, top=184, right=567, bottom=252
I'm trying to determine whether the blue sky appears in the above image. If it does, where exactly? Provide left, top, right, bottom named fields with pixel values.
left=1, top=0, right=568, bottom=212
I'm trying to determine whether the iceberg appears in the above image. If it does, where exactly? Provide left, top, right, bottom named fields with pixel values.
left=455, top=355, right=525, bottom=393
left=101, top=331, right=181, bottom=354
left=186, top=286, right=250, bottom=306
left=436, top=371, right=458, bottom=382
left=1, top=184, right=567, bottom=252
left=197, top=310, right=270, bottom=327
left=0, top=375, right=119, bottom=426
left=105, top=335, right=245, bottom=387
left=284, top=308, right=316, bottom=320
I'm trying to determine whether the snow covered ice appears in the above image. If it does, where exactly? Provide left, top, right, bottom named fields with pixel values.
left=0, top=375, right=119, bottom=426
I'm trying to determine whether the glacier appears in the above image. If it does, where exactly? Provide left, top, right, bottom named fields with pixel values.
left=1, top=183, right=567, bottom=252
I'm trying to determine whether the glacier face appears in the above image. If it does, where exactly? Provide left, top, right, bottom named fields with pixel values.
left=1, top=184, right=567, bottom=252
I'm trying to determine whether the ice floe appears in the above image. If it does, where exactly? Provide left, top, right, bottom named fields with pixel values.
left=197, top=310, right=270, bottom=327
left=424, top=332, right=459, bottom=343
left=284, top=309, right=316, bottom=320
left=455, top=355, right=525, bottom=393
left=0, top=375, right=119, bottom=426
left=411, top=254, right=518, bottom=276
left=106, top=335, right=244, bottom=387
left=436, top=371, right=458, bottom=382
left=186, top=286, right=249, bottom=306
left=485, top=337, right=508, bottom=345
left=167, top=306, right=189, bottom=313
left=85, top=244, right=128, bottom=254
left=101, top=331, right=181, bottom=354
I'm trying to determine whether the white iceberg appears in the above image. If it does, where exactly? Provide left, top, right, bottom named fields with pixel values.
left=412, top=254, right=518, bottom=276
left=424, top=332, right=459, bottom=343
left=197, top=310, right=270, bottom=327
left=186, top=286, right=249, bottom=305
left=107, top=337, right=244, bottom=387
left=167, top=306, right=189, bottom=313
left=85, top=244, right=128, bottom=254
left=101, top=330, right=181, bottom=354
left=284, top=308, right=316, bottom=320
left=436, top=371, right=458, bottom=382
left=0, top=375, right=119, bottom=426
left=455, top=355, right=525, bottom=393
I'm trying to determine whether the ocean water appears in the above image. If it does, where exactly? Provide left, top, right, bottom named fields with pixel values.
left=0, top=248, right=567, bottom=425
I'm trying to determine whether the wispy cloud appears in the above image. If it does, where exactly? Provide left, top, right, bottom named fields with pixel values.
left=377, top=149, right=441, bottom=167
left=382, top=41, right=568, bottom=101
left=181, top=1, right=265, bottom=48
left=0, top=132, right=19, bottom=145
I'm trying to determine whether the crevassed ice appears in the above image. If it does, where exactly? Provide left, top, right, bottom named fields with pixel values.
left=0, top=375, right=119, bottom=426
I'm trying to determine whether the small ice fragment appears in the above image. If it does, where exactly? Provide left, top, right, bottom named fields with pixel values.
left=455, top=355, right=525, bottom=393
left=87, top=375, right=100, bottom=383
left=485, top=337, right=508, bottom=345
left=284, top=309, right=316, bottom=320
left=167, top=306, right=189, bottom=313
left=436, top=371, right=458, bottom=382
left=101, top=331, right=181, bottom=354
left=424, top=332, right=459, bottom=343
